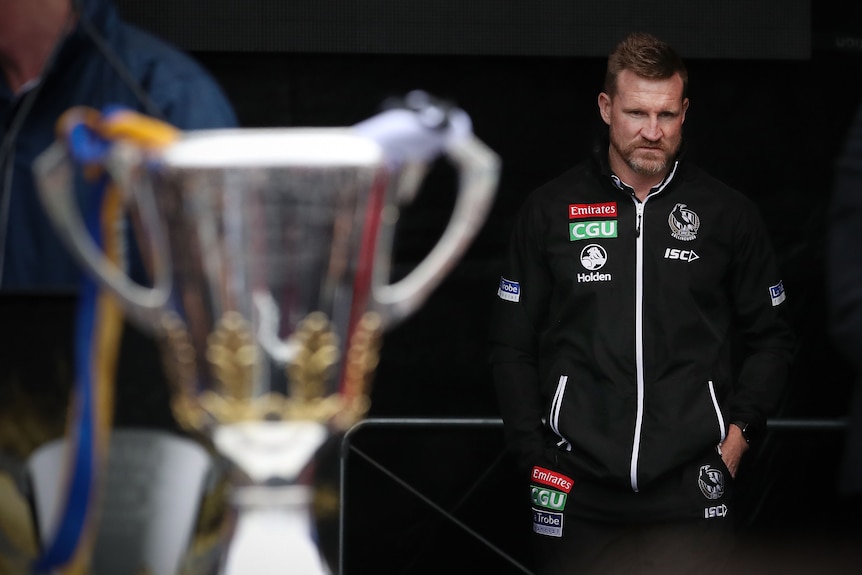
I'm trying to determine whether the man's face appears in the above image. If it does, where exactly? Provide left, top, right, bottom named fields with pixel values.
left=598, top=69, right=688, bottom=179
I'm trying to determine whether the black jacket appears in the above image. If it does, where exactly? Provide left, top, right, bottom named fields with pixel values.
left=489, top=140, right=796, bottom=498
left=828, top=102, right=862, bottom=495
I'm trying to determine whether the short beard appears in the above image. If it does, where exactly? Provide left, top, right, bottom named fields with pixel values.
left=627, top=152, right=668, bottom=177
left=611, top=136, right=678, bottom=178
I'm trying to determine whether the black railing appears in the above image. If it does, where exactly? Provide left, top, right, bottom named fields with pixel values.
left=337, top=416, right=849, bottom=575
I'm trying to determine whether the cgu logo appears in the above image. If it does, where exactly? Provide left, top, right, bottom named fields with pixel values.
left=664, top=247, right=700, bottom=262
left=531, top=487, right=567, bottom=510
left=570, top=220, right=617, bottom=241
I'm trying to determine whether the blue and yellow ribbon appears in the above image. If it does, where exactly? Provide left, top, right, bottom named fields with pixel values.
left=32, top=107, right=179, bottom=574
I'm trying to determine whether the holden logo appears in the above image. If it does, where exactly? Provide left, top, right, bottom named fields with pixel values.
left=580, top=244, right=607, bottom=271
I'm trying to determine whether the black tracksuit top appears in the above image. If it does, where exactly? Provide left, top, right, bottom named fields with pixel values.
left=489, top=143, right=796, bottom=494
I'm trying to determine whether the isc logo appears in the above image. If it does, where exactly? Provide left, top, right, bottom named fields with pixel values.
left=663, top=248, right=700, bottom=262
left=531, top=487, right=567, bottom=510
left=704, top=504, right=728, bottom=518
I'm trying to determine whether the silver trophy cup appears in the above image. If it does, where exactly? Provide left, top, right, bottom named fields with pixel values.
left=33, top=92, right=499, bottom=574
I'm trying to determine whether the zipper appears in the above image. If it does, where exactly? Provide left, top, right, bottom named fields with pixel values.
left=620, top=167, right=678, bottom=491
left=629, top=197, right=646, bottom=492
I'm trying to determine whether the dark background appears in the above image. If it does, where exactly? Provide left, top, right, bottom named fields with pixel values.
left=103, top=1, right=862, bottom=573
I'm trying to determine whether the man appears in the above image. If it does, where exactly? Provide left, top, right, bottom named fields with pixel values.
left=828, top=101, right=862, bottom=500
left=0, top=0, right=238, bottom=429
left=488, top=32, right=795, bottom=574
left=0, top=0, right=238, bottom=290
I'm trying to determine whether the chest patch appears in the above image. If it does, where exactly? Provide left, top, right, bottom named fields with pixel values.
left=668, top=203, right=700, bottom=241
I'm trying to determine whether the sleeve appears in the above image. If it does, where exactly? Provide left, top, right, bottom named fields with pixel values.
left=146, top=63, right=238, bottom=131
left=161, top=88, right=237, bottom=131
left=487, top=196, right=553, bottom=473
left=828, top=103, right=862, bottom=371
left=828, top=103, right=862, bottom=493
left=724, top=198, right=797, bottom=441
left=122, top=26, right=239, bottom=130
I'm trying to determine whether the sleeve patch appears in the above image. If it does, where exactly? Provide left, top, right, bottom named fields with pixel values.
left=769, top=280, right=786, bottom=306
left=497, top=277, right=520, bottom=302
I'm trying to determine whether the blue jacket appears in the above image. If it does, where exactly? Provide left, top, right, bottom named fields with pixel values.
left=0, top=0, right=237, bottom=290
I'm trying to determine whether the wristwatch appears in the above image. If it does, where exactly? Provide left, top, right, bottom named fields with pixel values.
left=731, top=420, right=751, bottom=444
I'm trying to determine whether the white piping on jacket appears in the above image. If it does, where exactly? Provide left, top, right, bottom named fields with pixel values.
left=708, top=380, right=727, bottom=440
left=549, top=374, right=567, bottom=438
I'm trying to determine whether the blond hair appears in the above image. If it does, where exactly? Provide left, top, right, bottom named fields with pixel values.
left=604, top=32, right=688, bottom=98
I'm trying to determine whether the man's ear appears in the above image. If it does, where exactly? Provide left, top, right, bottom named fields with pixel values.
left=597, top=92, right=612, bottom=126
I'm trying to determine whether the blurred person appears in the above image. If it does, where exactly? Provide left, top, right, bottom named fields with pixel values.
left=0, top=1, right=238, bottom=570
left=828, top=101, right=862, bottom=502
left=0, top=0, right=238, bottom=290
left=488, top=32, right=795, bottom=574
left=0, top=0, right=238, bottom=430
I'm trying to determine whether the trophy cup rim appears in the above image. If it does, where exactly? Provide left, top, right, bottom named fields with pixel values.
left=162, top=127, right=384, bottom=169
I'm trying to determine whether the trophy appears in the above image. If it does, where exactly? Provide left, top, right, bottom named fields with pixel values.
left=32, top=91, right=499, bottom=574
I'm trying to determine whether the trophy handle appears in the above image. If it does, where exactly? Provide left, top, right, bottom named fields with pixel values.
left=33, top=140, right=171, bottom=331
left=370, top=133, right=500, bottom=328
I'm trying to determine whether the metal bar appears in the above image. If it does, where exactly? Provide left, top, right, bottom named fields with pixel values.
left=343, top=416, right=848, bottom=432
left=338, top=418, right=511, bottom=574
left=347, top=445, right=531, bottom=574
left=336, top=415, right=849, bottom=574
left=765, top=418, right=848, bottom=430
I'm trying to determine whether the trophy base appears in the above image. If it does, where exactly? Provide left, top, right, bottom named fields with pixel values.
left=221, top=485, right=330, bottom=575
left=212, top=421, right=332, bottom=574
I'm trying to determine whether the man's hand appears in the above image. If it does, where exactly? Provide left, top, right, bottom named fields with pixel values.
left=719, top=423, right=749, bottom=479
